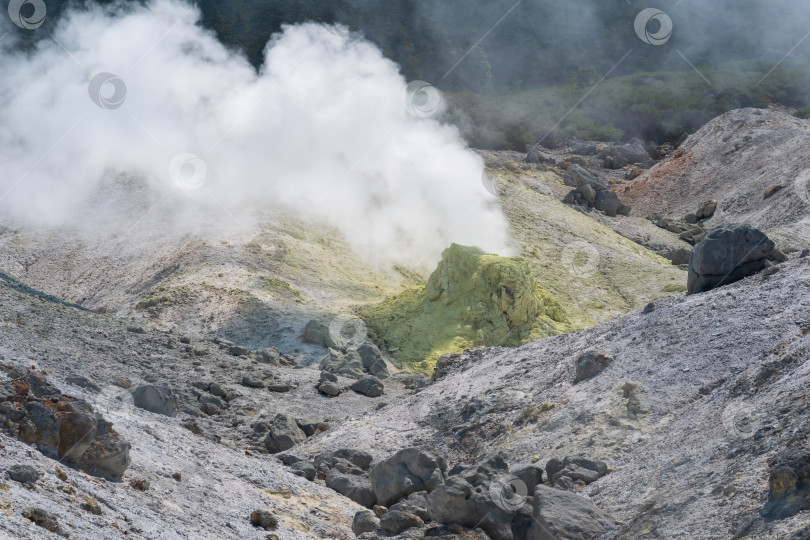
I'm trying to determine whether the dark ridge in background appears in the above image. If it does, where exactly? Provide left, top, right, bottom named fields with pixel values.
left=19, top=0, right=810, bottom=148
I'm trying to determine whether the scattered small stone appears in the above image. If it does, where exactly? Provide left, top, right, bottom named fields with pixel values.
left=22, top=507, right=65, bottom=536
left=241, top=375, right=266, bottom=389
left=350, top=376, right=384, bottom=397
left=267, top=383, right=291, bottom=393
left=352, top=510, right=379, bottom=535
left=126, top=326, right=146, bottom=334
left=801, top=249, right=810, bottom=258
left=229, top=345, right=250, bottom=357
left=574, top=350, right=613, bottom=383
left=112, top=376, right=132, bottom=389
left=642, top=302, right=655, bottom=314
left=373, top=505, right=388, bottom=517
left=80, top=500, right=102, bottom=515
left=250, top=509, right=278, bottom=530
left=130, top=479, right=150, bottom=491
left=764, top=185, right=784, bottom=198
left=7, top=464, right=39, bottom=485
left=317, top=381, right=341, bottom=397
left=182, top=421, right=204, bottom=435
left=171, top=472, right=182, bottom=482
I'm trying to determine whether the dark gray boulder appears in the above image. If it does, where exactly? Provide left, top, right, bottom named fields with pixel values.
left=370, top=447, right=445, bottom=506
left=761, top=449, right=810, bottom=520
left=573, top=350, right=613, bottom=383
left=380, top=509, right=424, bottom=534
left=0, top=372, right=130, bottom=480
left=352, top=510, right=379, bottom=535
left=594, top=190, right=631, bottom=217
left=320, top=349, right=365, bottom=379
left=130, top=383, right=178, bottom=417
left=302, top=319, right=340, bottom=349
left=426, top=455, right=531, bottom=540
left=326, top=470, right=377, bottom=508
left=687, top=224, right=780, bottom=294
left=528, top=485, right=614, bottom=539
left=7, top=464, right=39, bottom=485
left=546, top=457, right=608, bottom=487
left=351, top=376, right=384, bottom=398
left=263, top=414, right=307, bottom=454
left=563, top=165, right=606, bottom=191
left=357, top=342, right=390, bottom=379
left=333, top=448, right=374, bottom=470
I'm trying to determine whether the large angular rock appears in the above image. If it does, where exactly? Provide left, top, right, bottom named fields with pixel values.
left=594, top=190, right=631, bottom=217
left=528, top=485, right=614, bottom=539
left=302, top=319, right=340, bottom=349
left=356, top=342, right=390, bottom=379
left=320, top=349, right=365, bottom=380
left=563, top=165, right=607, bottom=191
left=263, top=414, right=307, bottom=454
left=0, top=372, right=130, bottom=480
left=325, top=470, right=377, bottom=508
left=687, top=224, right=780, bottom=294
left=426, top=455, right=531, bottom=540
left=130, top=382, right=179, bottom=417
left=761, top=449, right=810, bottom=519
left=370, top=447, right=445, bottom=506
left=350, top=376, right=384, bottom=397
left=573, top=350, right=613, bottom=383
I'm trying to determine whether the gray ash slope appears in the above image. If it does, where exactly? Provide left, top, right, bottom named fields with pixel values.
left=300, top=253, right=810, bottom=539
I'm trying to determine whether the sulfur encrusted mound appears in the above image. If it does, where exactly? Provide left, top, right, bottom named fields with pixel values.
left=360, top=244, right=571, bottom=370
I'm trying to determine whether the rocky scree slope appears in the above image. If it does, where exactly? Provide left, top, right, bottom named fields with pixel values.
left=297, top=252, right=810, bottom=539
left=620, top=107, right=810, bottom=253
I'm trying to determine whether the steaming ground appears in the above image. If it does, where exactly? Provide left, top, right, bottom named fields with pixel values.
left=0, top=0, right=509, bottom=269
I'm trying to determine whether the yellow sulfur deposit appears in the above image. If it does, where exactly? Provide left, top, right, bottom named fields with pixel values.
left=360, top=244, right=572, bottom=371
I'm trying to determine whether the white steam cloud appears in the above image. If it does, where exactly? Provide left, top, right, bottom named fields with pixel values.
left=0, top=0, right=511, bottom=268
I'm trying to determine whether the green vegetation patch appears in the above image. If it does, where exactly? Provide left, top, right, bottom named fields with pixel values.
left=259, top=275, right=303, bottom=302
left=360, top=244, right=571, bottom=371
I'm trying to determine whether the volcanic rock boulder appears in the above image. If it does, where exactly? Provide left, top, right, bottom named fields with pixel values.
left=687, top=224, right=781, bottom=294
left=302, top=319, right=340, bottom=349
left=325, top=469, right=377, bottom=508
left=320, top=348, right=365, bottom=380
left=528, top=485, right=614, bottom=539
left=263, top=414, right=307, bottom=453
left=0, top=371, right=130, bottom=480
left=761, top=449, right=810, bottom=520
left=545, top=457, right=608, bottom=488
left=130, top=382, right=178, bottom=417
left=573, top=350, right=613, bottom=383
left=356, top=342, right=390, bottom=379
left=350, top=376, right=384, bottom=397
left=426, top=454, right=532, bottom=540
left=370, top=447, right=445, bottom=507
left=562, top=165, right=631, bottom=216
